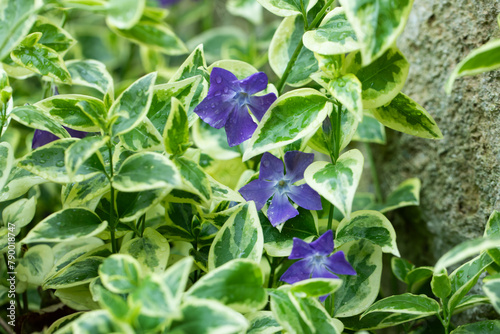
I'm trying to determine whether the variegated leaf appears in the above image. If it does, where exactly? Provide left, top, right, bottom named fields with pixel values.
left=352, top=112, right=386, bottom=144
left=304, top=149, right=364, bottom=219
left=174, top=156, right=211, bottom=203
left=119, top=117, right=163, bottom=152
left=484, top=211, right=500, bottom=266
left=256, top=0, right=318, bottom=17
left=368, top=178, right=420, bottom=213
left=120, top=228, right=169, bottom=273
left=10, top=104, right=70, bottom=139
left=17, top=244, right=54, bottom=286
left=164, top=97, right=190, bottom=156
left=483, top=277, right=500, bottom=314
left=0, top=142, right=14, bottom=191
left=29, top=16, right=76, bottom=53
left=106, top=0, right=145, bottom=30
left=372, top=93, right=443, bottom=139
left=66, top=59, right=114, bottom=99
left=65, top=136, right=108, bottom=180
left=361, top=293, right=440, bottom=318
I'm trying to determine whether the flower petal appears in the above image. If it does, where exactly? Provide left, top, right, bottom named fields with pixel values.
left=267, top=191, right=299, bottom=226
left=195, top=98, right=235, bottom=129
left=319, top=294, right=329, bottom=302
left=310, top=230, right=334, bottom=256
left=239, top=179, right=276, bottom=211
left=287, top=184, right=322, bottom=211
left=289, top=237, right=315, bottom=259
left=259, top=152, right=284, bottom=182
left=311, top=264, right=339, bottom=280
left=284, top=151, right=315, bottom=183
left=280, top=259, right=312, bottom=284
left=224, top=106, right=257, bottom=147
left=32, top=130, right=59, bottom=149
left=210, top=67, right=239, bottom=92
left=238, top=72, right=269, bottom=95
left=247, top=93, right=277, bottom=121
left=324, top=251, right=357, bottom=276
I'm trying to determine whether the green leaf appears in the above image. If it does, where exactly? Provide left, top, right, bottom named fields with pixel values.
left=10, top=104, right=70, bottom=139
left=328, top=74, right=363, bottom=121
left=186, top=259, right=267, bottom=313
left=226, top=0, right=263, bottom=25
left=169, top=44, right=207, bottom=83
left=66, top=59, right=114, bottom=98
left=22, top=208, right=107, bottom=244
left=11, top=33, right=71, bottom=83
left=2, top=197, right=37, bottom=235
left=336, top=210, right=400, bottom=256
left=256, top=0, right=318, bottom=17
left=303, top=7, right=359, bottom=55
left=192, top=120, right=240, bottom=160
left=304, top=149, right=364, bottom=219
left=453, top=294, right=490, bottom=314
left=446, top=39, right=500, bottom=93
left=345, top=46, right=409, bottom=109
left=448, top=252, right=493, bottom=313
left=391, top=257, right=415, bottom=283
left=484, top=211, right=500, bottom=266
left=120, top=228, right=170, bottom=273
left=0, top=142, right=14, bottom=191
left=290, top=278, right=343, bottom=298
left=451, top=320, right=500, bottom=334
left=368, top=178, right=420, bottom=213
left=65, top=136, right=109, bottom=180
left=106, top=0, right=145, bottom=30
left=362, top=293, right=440, bottom=318
left=0, top=166, right=46, bottom=202
left=262, top=208, right=319, bottom=257
left=269, top=15, right=318, bottom=87
left=19, top=138, right=104, bottom=183
left=119, top=117, right=163, bottom=152
left=405, top=267, right=433, bottom=293
left=116, top=188, right=170, bottom=223
left=110, top=20, right=188, bottom=56
left=112, top=152, right=180, bottom=192
left=334, top=240, right=382, bottom=317
left=434, top=237, right=500, bottom=273
left=91, top=285, right=129, bottom=318
left=169, top=300, right=248, bottom=334
left=162, top=257, right=193, bottom=305
left=99, top=254, right=142, bottom=294
left=17, top=244, right=54, bottom=286
left=62, top=173, right=109, bottom=208
left=55, top=310, right=133, bottom=334
left=208, top=202, right=263, bottom=270
left=372, top=92, right=443, bottom=139
left=352, top=112, right=386, bottom=144
left=161, top=202, right=200, bottom=242
left=45, top=313, right=84, bottom=334
left=44, top=256, right=104, bottom=289
left=164, top=97, right=190, bottom=156
left=243, top=89, right=332, bottom=161
left=483, top=277, right=500, bottom=314
left=341, top=312, right=429, bottom=331
left=109, top=72, right=157, bottom=137
left=0, top=0, right=43, bottom=60
left=36, top=94, right=106, bottom=132
left=174, top=156, right=211, bottom=203
left=245, top=311, right=282, bottom=334
left=431, top=270, right=452, bottom=299
left=340, top=0, right=414, bottom=65
left=29, top=16, right=76, bottom=53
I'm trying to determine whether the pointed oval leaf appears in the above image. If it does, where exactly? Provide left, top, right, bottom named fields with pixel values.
left=451, top=320, right=500, bottom=334
left=208, top=202, right=263, bottom=270
left=120, top=227, right=170, bottom=273
left=245, top=311, right=282, bottom=334
left=162, top=257, right=193, bottom=305
left=187, top=259, right=267, bottom=313
left=29, top=16, right=76, bottom=53
left=290, top=278, right=343, bottom=298
left=256, top=0, right=318, bottom=17
left=304, top=149, right=364, bottom=219
left=112, top=152, right=180, bottom=192
left=10, top=105, right=70, bottom=139
left=334, top=240, right=382, bottom=317
left=173, top=156, right=211, bottom=203
left=43, top=256, right=104, bottom=289
left=65, top=136, right=109, bottom=180
left=62, top=173, right=109, bottom=208
left=0, top=142, right=14, bottom=191
left=164, top=97, right=190, bottom=156
left=485, top=211, right=500, bottom=265
left=0, top=166, right=46, bottom=202
left=109, top=72, right=157, bottom=137
left=362, top=293, right=440, bottom=318
left=303, top=7, right=359, bottom=55
left=99, top=254, right=142, bottom=294
left=11, top=33, right=71, bottom=83
left=483, top=277, right=500, bottom=314
left=227, top=0, right=263, bottom=25
left=372, top=93, right=443, bottom=139
left=22, top=208, right=107, bottom=244
left=336, top=210, right=399, bottom=257
left=339, top=0, right=414, bottom=65
left=328, top=73, right=363, bottom=121
left=243, top=89, right=332, bottom=161
left=431, top=270, right=452, bottom=300
left=66, top=59, right=114, bottom=98
left=106, top=0, right=145, bottom=30
left=116, top=188, right=170, bottom=223
left=345, top=46, right=409, bottom=109
left=2, top=197, right=36, bottom=235
left=446, top=39, right=500, bottom=93
left=368, top=178, right=420, bottom=213
left=269, top=15, right=318, bottom=87
left=119, top=117, right=164, bottom=152
left=17, top=244, right=54, bottom=286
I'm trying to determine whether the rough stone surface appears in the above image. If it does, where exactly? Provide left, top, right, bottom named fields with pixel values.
left=376, top=0, right=500, bottom=268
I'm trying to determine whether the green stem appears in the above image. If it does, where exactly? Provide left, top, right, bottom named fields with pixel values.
left=22, top=292, right=28, bottom=312
left=106, top=144, right=118, bottom=253
left=276, top=0, right=336, bottom=94
left=327, top=202, right=334, bottom=231
left=268, top=258, right=278, bottom=289
left=364, top=142, right=383, bottom=203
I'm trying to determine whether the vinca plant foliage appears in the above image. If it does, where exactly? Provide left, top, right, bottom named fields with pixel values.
left=0, top=0, right=498, bottom=333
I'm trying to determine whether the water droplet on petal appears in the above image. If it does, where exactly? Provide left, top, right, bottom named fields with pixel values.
left=223, top=87, right=229, bottom=93
left=263, top=160, right=270, bottom=167
left=215, top=76, right=222, bottom=84
left=211, top=103, right=215, bottom=108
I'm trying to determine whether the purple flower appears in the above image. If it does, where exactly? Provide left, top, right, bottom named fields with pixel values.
left=32, top=127, right=87, bottom=149
left=239, top=151, right=322, bottom=226
left=157, top=0, right=181, bottom=7
left=194, top=67, right=277, bottom=147
left=280, top=230, right=356, bottom=301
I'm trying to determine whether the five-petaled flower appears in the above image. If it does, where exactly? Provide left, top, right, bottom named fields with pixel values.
left=239, top=151, right=322, bottom=226
left=194, top=67, right=277, bottom=147
left=280, top=230, right=356, bottom=301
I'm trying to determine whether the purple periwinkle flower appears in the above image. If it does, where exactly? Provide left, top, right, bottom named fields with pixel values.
left=280, top=230, right=356, bottom=301
left=239, top=151, right=322, bottom=226
left=32, top=127, right=87, bottom=149
left=157, top=0, right=181, bottom=6
left=194, top=67, right=277, bottom=147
